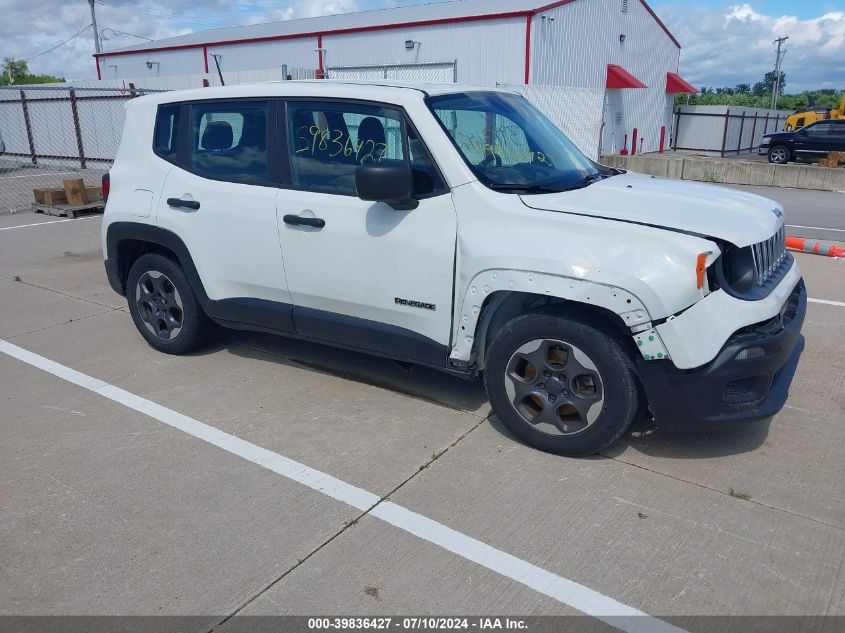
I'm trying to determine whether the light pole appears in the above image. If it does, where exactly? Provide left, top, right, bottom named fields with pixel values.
left=88, top=0, right=101, bottom=54
left=771, top=36, right=788, bottom=110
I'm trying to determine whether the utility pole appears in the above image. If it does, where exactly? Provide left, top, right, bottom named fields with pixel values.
left=771, top=35, right=788, bottom=110
left=88, top=0, right=101, bottom=54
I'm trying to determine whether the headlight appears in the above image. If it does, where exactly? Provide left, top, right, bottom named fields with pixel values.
left=721, top=245, right=756, bottom=294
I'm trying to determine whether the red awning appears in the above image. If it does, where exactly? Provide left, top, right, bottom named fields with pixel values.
left=665, top=72, right=697, bottom=94
left=606, top=64, right=647, bottom=89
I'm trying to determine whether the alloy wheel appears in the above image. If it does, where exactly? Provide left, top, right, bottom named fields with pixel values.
left=769, top=147, right=788, bottom=163
left=135, top=270, right=184, bottom=340
left=504, top=338, right=604, bottom=436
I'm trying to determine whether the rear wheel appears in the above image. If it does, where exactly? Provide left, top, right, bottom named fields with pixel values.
left=767, top=145, right=790, bottom=164
left=484, top=312, right=640, bottom=456
left=126, top=253, right=214, bottom=354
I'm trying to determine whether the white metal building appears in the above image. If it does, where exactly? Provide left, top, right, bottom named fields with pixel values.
left=94, top=0, right=696, bottom=155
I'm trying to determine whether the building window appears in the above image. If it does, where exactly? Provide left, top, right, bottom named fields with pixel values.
left=286, top=100, right=445, bottom=197
left=189, top=100, right=269, bottom=184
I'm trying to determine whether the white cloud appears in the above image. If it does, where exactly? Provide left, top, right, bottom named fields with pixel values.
left=4, top=0, right=843, bottom=91
left=0, top=0, right=361, bottom=80
left=660, top=3, right=845, bottom=92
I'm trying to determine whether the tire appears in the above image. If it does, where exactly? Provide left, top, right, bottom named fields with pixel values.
left=767, top=145, right=790, bottom=164
left=126, top=253, right=214, bottom=354
left=484, top=312, right=640, bottom=456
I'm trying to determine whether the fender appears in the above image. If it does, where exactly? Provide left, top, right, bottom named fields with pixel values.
left=448, top=269, right=654, bottom=364
left=106, top=222, right=210, bottom=303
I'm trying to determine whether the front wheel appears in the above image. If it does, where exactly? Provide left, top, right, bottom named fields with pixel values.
left=484, top=313, right=641, bottom=456
left=768, top=145, right=791, bottom=164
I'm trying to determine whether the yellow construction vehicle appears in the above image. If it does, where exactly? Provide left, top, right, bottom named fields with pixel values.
left=784, top=89, right=845, bottom=130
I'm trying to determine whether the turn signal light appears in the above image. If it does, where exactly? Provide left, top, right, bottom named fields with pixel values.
left=696, top=253, right=708, bottom=289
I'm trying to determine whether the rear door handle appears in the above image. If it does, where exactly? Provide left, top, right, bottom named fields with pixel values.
left=167, top=197, right=200, bottom=210
left=283, top=214, right=325, bottom=228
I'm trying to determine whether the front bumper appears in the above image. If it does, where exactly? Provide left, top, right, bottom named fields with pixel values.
left=637, top=279, right=806, bottom=431
left=758, top=145, right=769, bottom=156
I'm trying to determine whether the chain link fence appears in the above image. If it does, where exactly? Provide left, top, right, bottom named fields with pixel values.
left=0, top=85, right=163, bottom=214
left=498, top=84, right=605, bottom=162
left=326, top=61, right=457, bottom=83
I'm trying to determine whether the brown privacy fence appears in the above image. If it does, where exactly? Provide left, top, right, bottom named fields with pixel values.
left=671, top=106, right=789, bottom=157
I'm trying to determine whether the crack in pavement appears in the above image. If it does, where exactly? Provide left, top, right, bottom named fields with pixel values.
left=208, top=415, right=489, bottom=630
left=0, top=272, right=121, bottom=310
left=600, top=453, right=845, bottom=533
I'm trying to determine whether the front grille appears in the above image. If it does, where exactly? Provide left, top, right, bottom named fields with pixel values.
left=750, top=225, right=786, bottom=286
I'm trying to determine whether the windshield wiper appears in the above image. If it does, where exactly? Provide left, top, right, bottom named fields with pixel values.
left=560, top=172, right=606, bottom=191
left=488, top=183, right=564, bottom=194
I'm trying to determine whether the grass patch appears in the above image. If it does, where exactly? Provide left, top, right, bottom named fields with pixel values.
left=728, top=488, right=752, bottom=501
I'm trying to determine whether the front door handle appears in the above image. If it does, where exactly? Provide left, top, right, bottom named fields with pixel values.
left=167, top=197, right=200, bottom=210
left=283, top=214, right=325, bottom=228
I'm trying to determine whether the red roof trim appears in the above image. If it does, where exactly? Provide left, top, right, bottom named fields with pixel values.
left=533, top=0, right=577, bottom=12
left=638, top=0, right=681, bottom=49
left=665, top=71, right=696, bottom=94
left=523, top=15, right=532, bottom=84
left=606, top=64, right=647, bottom=89
left=93, top=0, right=680, bottom=60
left=94, top=11, right=532, bottom=59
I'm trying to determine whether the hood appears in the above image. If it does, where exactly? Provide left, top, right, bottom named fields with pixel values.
left=520, top=173, right=782, bottom=247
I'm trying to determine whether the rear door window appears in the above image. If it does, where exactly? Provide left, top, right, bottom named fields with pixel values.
left=189, top=100, right=269, bottom=184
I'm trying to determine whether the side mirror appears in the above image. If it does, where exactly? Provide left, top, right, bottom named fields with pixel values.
left=355, top=164, right=418, bottom=210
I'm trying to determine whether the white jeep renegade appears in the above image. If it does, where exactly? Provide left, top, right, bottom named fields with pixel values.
left=102, top=81, right=805, bottom=455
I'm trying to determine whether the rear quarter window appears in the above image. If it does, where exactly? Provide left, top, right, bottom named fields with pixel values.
left=153, top=104, right=180, bottom=162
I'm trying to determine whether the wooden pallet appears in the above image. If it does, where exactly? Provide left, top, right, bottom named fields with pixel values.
left=31, top=201, right=105, bottom=219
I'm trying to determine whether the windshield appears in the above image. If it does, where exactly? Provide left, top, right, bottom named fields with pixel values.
left=427, top=91, right=601, bottom=193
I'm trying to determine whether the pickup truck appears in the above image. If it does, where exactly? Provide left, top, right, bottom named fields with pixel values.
left=102, top=81, right=805, bottom=455
left=760, top=118, right=845, bottom=163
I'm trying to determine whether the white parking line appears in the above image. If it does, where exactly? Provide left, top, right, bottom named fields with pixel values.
left=786, top=225, right=845, bottom=233
left=0, top=216, right=100, bottom=232
left=0, top=171, right=80, bottom=180
left=0, top=338, right=683, bottom=633
left=809, top=298, right=845, bottom=308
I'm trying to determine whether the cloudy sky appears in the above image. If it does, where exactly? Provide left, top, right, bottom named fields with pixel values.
left=1, top=0, right=843, bottom=92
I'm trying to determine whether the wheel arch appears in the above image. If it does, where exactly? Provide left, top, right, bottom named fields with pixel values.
left=452, top=270, right=652, bottom=370
left=106, top=222, right=209, bottom=305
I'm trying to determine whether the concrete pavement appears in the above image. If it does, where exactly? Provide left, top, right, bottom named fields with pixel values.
left=0, top=213, right=843, bottom=626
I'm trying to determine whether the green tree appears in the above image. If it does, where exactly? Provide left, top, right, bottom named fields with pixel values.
left=735, top=83, right=751, bottom=94
left=2, top=57, right=28, bottom=83
left=761, top=70, right=786, bottom=96
left=0, top=58, right=64, bottom=86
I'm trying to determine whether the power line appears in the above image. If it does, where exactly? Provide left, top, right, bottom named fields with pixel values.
left=96, top=0, right=227, bottom=28
left=23, top=23, right=92, bottom=62
left=100, top=27, right=153, bottom=41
